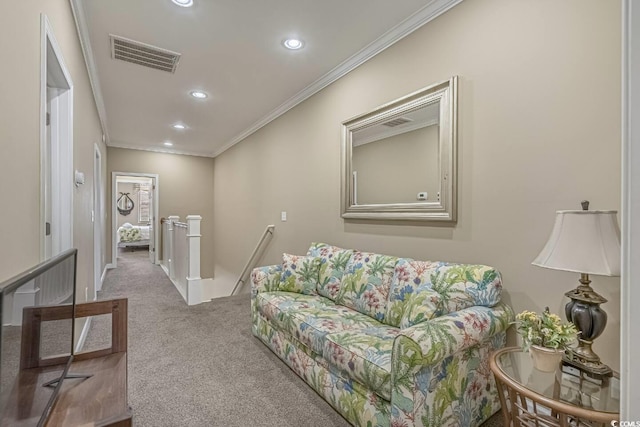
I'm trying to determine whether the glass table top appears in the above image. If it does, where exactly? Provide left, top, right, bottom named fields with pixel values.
left=496, top=349, right=620, bottom=414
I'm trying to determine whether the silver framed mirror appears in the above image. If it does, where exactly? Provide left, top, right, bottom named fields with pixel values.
left=341, top=76, right=457, bottom=222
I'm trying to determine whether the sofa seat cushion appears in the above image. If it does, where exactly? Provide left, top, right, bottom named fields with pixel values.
left=323, top=327, right=399, bottom=401
left=255, top=292, right=388, bottom=356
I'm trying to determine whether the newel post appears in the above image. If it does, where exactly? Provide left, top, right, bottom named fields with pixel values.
left=186, top=215, right=202, bottom=305
left=167, top=215, right=180, bottom=280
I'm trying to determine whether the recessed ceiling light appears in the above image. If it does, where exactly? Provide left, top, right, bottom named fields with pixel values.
left=283, top=38, right=304, bottom=50
left=190, top=90, right=207, bottom=99
left=164, top=141, right=174, bottom=146
left=172, top=0, right=193, bottom=7
left=173, top=124, right=186, bottom=130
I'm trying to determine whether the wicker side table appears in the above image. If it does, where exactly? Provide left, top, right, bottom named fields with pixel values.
left=490, top=347, right=619, bottom=427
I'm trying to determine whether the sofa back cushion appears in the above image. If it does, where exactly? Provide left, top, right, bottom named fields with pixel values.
left=386, top=258, right=503, bottom=329
left=386, top=259, right=445, bottom=328
left=278, top=253, right=321, bottom=295
left=334, top=251, right=398, bottom=323
left=307, top=243, right=354, bottom=301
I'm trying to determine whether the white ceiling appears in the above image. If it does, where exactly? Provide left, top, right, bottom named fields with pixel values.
left=73, top=0, right=460, bottom=157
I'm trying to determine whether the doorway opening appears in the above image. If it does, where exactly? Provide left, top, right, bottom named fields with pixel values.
left=111, top=173, right=159, bottom=268
left=40, top=15, right=73, bottom=261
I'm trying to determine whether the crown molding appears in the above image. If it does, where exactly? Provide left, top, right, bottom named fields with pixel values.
left=108, top=142, right=215, bottom=158
left=212, top=0, right=463, bottom=157
left=69, top=0, right=110, bottom=144
left=71, top=0, right=462, bottom=157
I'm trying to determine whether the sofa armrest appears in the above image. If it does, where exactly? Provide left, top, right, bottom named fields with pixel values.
left=250, top=264, right=282, bottom=297
left=396, top=302, right=513, bottom=366
left=390, top=302, right=514, bottom=426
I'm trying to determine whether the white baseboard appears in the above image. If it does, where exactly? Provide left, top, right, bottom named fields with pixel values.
left=159, top=264, right=210, bottom=306
left=75, top=316, right=92, bottom=353
left=106, top=263, right=115, bottom=270
left=160, top=263, right=169, bottom=276
left=202, top=277, right=236, bottom=301
left=101, top=265, right=109, bottom=284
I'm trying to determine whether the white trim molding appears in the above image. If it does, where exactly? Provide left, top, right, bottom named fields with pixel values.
left=108, top=141, right=215, bottom=158
left=40, top=14, right=74, bottom=260
left=75, top=317, right=92, bottom=353
left=101, top=265, right=109, bottom=285
left=211, top=0, right=463, bottom=157
left=621, top=0, right=640, bottom=418
left=94, top=144, right=104, bottom=296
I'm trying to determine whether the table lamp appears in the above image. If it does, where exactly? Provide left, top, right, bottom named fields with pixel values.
left=532, top=201, right=620, bottom=377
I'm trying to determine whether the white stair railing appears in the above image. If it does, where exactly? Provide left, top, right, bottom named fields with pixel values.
left=172, top=221, right=188, bottom=294
left=160, top=215, right=205, bottom=305
left=231, top=224, right=275, bottom=295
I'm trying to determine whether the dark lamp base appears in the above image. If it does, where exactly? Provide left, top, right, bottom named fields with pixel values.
left=563, top=273, right=613, bottom=378
left=563, top=350, right=612, bottom=378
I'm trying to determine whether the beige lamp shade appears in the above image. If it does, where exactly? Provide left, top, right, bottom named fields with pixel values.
left=532, top=210, right=621, bottom=277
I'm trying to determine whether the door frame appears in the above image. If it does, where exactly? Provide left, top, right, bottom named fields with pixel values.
left=621, top=0, right=639, bottom=417
left=94, top=145, right=104, bottom=297
left=40, top=14, right=73, bottom=260
left=111, top=172, right=160, bottom=268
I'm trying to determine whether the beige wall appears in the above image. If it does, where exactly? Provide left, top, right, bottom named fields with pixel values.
left=353, top=125, right=439, bottom=204
left=212, top=0, right=621, bottom=369
left=107, top=148, right=215, bottom=278
left=0, top=1, right=106, bottom=305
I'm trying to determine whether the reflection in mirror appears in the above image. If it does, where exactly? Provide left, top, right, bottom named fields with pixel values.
left=352, top=101, right=440, bottom=205
left=341, top=76, right=457, bottom=222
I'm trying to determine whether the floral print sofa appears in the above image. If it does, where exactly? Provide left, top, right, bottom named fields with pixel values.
left=251, top=242, right=513, bottom=427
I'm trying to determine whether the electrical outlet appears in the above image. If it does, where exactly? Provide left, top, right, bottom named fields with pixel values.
left=281, top=211, right=287, bottom=221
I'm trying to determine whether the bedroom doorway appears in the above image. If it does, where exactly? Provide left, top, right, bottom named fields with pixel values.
left=111, top=172, right=160, bottom=269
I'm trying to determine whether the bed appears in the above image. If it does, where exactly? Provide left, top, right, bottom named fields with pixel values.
left=117, top=223, right=150, bottom=249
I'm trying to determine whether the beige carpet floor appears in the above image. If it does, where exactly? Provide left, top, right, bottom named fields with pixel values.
left=85, top=249, right=503, bottom=426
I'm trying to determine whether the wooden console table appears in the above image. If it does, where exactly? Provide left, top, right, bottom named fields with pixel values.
left=2, top=299, right=131, bottom=426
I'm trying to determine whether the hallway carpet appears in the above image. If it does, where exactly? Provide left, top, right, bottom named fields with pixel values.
left=86, top=250, right=503, bottom=426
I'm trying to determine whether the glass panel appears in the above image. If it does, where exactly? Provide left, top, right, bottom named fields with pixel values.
left=497, top=350, right=620, bottom=413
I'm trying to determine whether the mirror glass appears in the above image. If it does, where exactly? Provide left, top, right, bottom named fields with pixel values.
left=341, top=77, right=457, bottom=222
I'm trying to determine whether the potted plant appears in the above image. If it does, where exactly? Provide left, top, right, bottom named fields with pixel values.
left=515, top=308, right=578, bottom=372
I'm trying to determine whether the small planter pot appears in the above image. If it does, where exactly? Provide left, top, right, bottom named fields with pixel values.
left=529, top=345, right=564, bottom=372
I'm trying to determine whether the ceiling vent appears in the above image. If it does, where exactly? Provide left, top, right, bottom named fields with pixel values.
left=110, top=35, right=181, bottom=73
left=382, top=117, right=412, bottom=127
